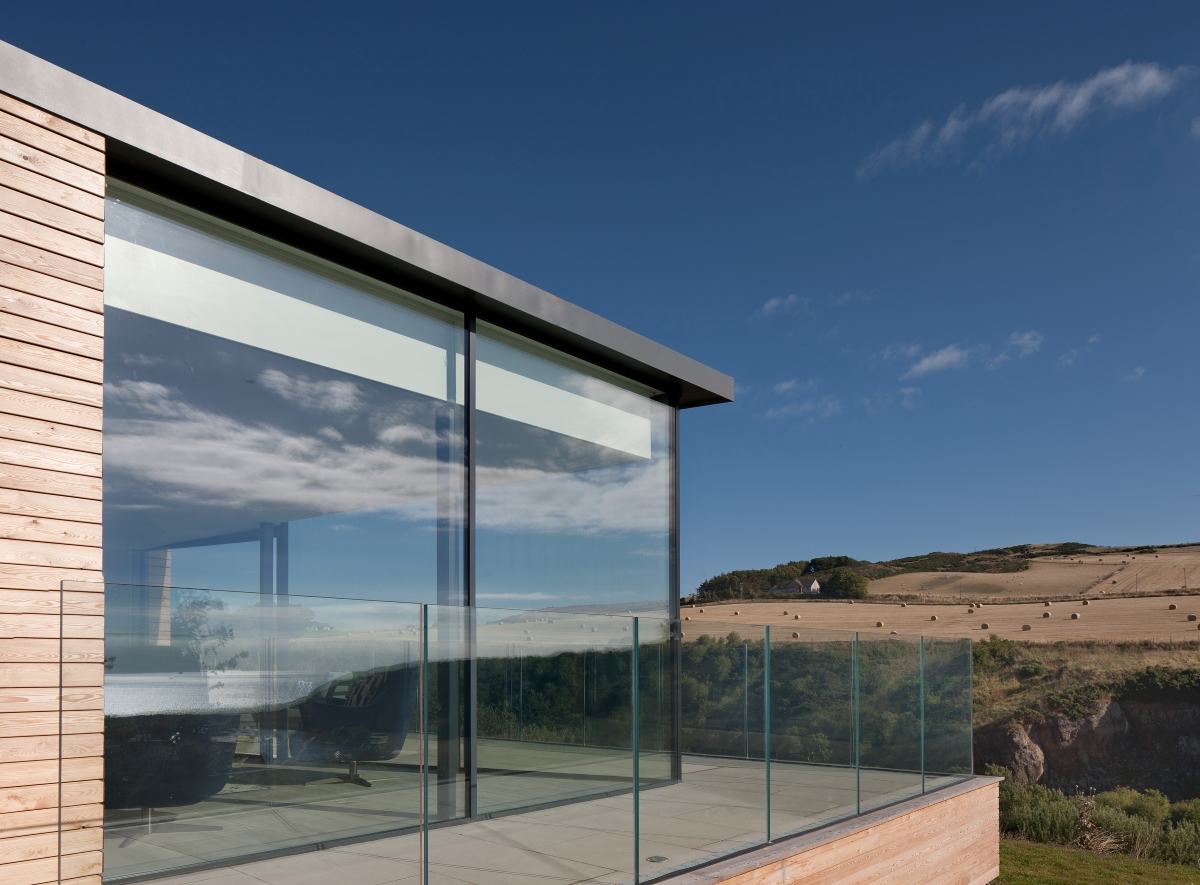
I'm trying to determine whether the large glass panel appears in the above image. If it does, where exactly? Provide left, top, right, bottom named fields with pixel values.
left=475, top=322, right=673, bottom=614
left=923, top=636, right=974, bottom=784
left=768, top=625, right=857, bottom=838
left=92, top=583, right=422, bottom=881
left=643, top=618, right=767, bottom=876
left=856, top=634, right=923, bottom=812
left=103, top=182, right=465, bottom=607
left=426, top=604, right=636, bottom=885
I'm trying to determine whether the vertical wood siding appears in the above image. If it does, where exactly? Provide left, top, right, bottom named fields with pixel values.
left=0, top=92, right=103, bottom=885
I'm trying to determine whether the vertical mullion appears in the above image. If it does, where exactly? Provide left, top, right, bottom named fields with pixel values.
left=669, top=397, right=683, bottom=783
left=464, top=315, right=478, bottom=816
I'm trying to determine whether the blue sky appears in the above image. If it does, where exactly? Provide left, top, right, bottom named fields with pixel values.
left=10, top=2, right=1200, bottom=592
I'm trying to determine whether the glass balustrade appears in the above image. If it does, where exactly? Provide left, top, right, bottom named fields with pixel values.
left=80, top=582, right=974, bottom=885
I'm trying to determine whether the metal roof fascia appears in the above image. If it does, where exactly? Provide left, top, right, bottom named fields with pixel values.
left=0, top=40, right=733, bottom=407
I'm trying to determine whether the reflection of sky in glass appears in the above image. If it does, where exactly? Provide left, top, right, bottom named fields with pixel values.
left=103, top=188, right=675, bottom=613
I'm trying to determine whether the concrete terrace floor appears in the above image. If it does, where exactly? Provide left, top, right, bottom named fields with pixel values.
left=105, top=742, right=961, bottom=885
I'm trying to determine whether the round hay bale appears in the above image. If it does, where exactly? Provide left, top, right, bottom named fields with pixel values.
left=782, top=610, right=789, bottom=615
left=733, top=610, right=740, bottom=616
left=698, top=608, right=705, bottom=613
left=792, top=631, right=800, bottom=639
left=1112, top=580, right=1117, bottom=584
left=794, top=614, right=800, bottom=620
left=1082, top=600, right=1090, bottom=606
left=876, top=621, right=885, bottom=628
left=1190, top=615, right=1198, bottom=622
left=1170, top=604, right=1178, bottom=610
left=684, top=616, right=690, bottom=621
left=900, top=602, right=907, bottom=607
left=981, top=623, right=990, bottom=629
left=1071, top=613, right=1080, bottom=620
left=890, top=630, right=898, bottom=635
left=1044, top=602, right=1052, bottom=607
left=1042, top=612, right=1051, bottom=619
left=1022, top=624, right=1032, bottom=631
left=930, top=615, right=938, bottom=621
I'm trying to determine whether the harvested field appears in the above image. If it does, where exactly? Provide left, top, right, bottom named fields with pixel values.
left=866, top=544, right=1200, bottom=602
left=682, top=594, right=1200, bottom=642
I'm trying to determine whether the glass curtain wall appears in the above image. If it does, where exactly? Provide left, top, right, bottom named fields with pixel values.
left=100, top=181, right=679, bottom=878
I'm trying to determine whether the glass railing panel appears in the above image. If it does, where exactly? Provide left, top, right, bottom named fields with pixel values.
left=425, top=604, right=636, bottom=885
left=856, top=633, right=923, bottom=812
left=647, top=617, right=766, bottom=876
left=923, top=636, right=974, bottom=787
left=91, top=583, right=422, bottom=882
left=767, top=626, right=857, bottom=839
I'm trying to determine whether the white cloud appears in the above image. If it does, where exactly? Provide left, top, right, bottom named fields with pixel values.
left=774, top=379, right=797, bottom=394
left=1125, top=366, right=1147, bottom=381
left=988, top=330, right=1044, bottom=369
left=758, top=293, right=806, bottom=316
left=259, top=369, right=362, bottom=413
left=1088, top=333, right=1102, bottom=345
left=1009, top=330, right=1044, bottom=357
left=902, top=345, right=971, bottom=379
left=105, top=379, right=669, bottom=536
left=858, top=62, right=1189, bottom=179
left=900, top=387, right=921, bottom=409
left=1056, top=349, right=1080, bottom=369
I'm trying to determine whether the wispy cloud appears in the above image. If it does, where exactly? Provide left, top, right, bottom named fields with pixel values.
left=764, top=396, right=842, bottom=422
left=758, top=293, right=807, bottom=316
left=1125, top=366, right=1147, bottom=381
left=900, top=387, right=921, bottom=409
left=1057, top=332, right=1102, bottom=369
left=774, top=378, right=817, bottom=395
left=858, top=62, right=1189, bottom=179
left=880, top=343, right=922, bottom=361
left=902, top=344, right=972, bottom=379
left=987, top=330, right=1044, bottom=368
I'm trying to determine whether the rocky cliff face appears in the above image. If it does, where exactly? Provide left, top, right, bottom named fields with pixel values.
left=976, top=696, right=1200, bottom=800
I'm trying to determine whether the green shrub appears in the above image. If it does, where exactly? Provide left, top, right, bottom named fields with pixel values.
left=1000, top=780, right=1080, bottom=844
left=1092, top=805, right=1161, bottom=859
left=1171, top=798, right=1200, bottom=827
left=1097, top=786, right=1171, bottom=827
left=1155, top=821, right=1200, bottom=866
left=1017, top=661, right=1048, bottom=679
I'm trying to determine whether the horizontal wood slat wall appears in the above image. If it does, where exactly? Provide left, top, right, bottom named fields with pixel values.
left=698, top=780, right=1000, bottom=885
left=0, top=91, right=103, bottom=885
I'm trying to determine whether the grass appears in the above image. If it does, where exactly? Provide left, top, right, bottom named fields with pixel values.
left=996, top=839, right=1200, bottom=884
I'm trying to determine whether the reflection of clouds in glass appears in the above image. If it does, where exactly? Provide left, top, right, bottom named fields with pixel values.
left=105, top=379, right=439, bottom=513
left=476, top=458, right=669, bottom=535
left=258, top=368, right=362, bottom=413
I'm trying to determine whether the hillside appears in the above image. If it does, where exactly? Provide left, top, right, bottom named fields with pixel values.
left=691, top=542, right=1198, bottom=603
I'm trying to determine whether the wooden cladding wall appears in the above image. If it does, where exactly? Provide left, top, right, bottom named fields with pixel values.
left=698, top=780, right=1000, bottom=885
left=0, top=92, right=104, bottom=885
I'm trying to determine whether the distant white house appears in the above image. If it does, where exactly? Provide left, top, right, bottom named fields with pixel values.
left=768, top=577, right=820, bottom=595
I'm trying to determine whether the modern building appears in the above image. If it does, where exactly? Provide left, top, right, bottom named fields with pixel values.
left=0, top=41, right=997, bottom=885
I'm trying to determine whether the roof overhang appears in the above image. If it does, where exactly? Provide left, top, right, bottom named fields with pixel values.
left=0, top=40, right=732, bottom=408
